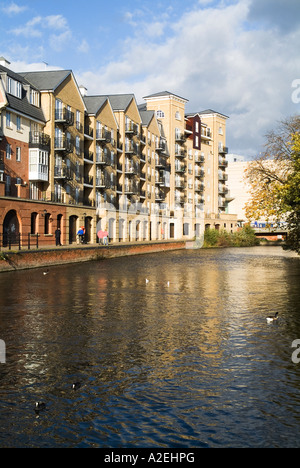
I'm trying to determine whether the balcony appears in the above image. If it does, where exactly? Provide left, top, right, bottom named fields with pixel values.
left=95, top=176, right=105, bottom=188
left=84, top=151, right=94, bottom=163
left=54, top=136, right=74, bottom=153
left=175, top=149, right=186, bottom=158
left=96, top=128, right=112, bottom=142
left=155, top=157, right=167, bottom=168
left=219, top=146, right=228, bottom=155
left=84, top=176, right=94, bottom=187
left=175, top=178, right=185, bottom=189
left=195, top=153, right=205, bottom=164
left=124, top=163, right=139, bottom=175
left=175, top=163, right=185, bottom=173
left=55, top=108, right=74, bottom=127
left=195, top=168, right=205, bottom=178
left=218, top=157, right=228, bottom=167
left=54, top=166, right=72, bottom=180
left=155, top=190, right=165, bottom=201
left=96, top=152, right=105, bottom=164
left=84, top=125, right=94, bottom=139
left=218, top=172, right=228, bottom=181
left=201, top=128, right=212, bottom=140
left=125, top=122, right=139, bottom=136
left=175, top=132, right=186, bottom=143
left=155, top=140, right=167, bottom=153
left=29, top=131, right=50, bottom=149
left=195, top=182, right=204, bottom=192
left=125, top=142, right=139, bottom=155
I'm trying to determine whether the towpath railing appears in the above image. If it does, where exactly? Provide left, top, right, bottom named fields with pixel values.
left=0, top=233, right=39, bottom=251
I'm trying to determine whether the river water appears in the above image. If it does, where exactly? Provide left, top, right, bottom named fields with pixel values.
left=0, top=246, right=299, bottom=448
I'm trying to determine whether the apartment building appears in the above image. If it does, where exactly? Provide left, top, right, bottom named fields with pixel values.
left=143, top=92, right=237, bottom=236
left=0, top=59, right=237, bottom=248
left=0, top=58, right=72, bottom=246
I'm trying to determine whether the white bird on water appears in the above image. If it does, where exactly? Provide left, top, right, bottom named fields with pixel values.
left=146, top=278, right=149, bottom=284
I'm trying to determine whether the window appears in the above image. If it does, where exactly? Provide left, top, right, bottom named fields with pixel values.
left=16, top=82, right=22, bottom=98
left=5, top=175, right=11, bottom=196
left=16, top=147, right=21, bottom=162
left=7, top=78, right=22, bottom=98
left=75, top=136, right=81, bottom=155
left=6, top=143, right=11, bottom=159
left=30, top=89, right=39, bottom=106
left=6, top=111, right=11, bottom=128
left=156, top=110, right=164, bottom=118
left=76, top=110, right=81, bottom=130
left=7, top=77, right=12, bottom=94
left=175, top=111, right=181, bottom=120
left=16, top=116, right=21, bottom=132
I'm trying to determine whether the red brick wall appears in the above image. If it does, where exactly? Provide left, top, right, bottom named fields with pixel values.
left=0, top=197, right=67, bottom=246
left=0, top=136, right=29, bottom=197
left=0, top=241, right=186, bottom=272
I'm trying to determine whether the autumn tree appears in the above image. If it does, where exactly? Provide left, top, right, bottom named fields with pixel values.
left=244, top=115, right=300, bottom=253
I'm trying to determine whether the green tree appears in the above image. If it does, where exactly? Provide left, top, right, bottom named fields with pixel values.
left=281, top=133, right=300, bottom=253
left=244, top=116, right=300, bottom=254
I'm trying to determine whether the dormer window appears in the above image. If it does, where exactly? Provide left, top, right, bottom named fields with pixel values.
left=7, top=77, right=22, bottom=99
left=30, top=89, right=40, bottom=107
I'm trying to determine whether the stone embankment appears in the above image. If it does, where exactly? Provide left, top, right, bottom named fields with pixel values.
left=0, top=240, right=186, bottom=273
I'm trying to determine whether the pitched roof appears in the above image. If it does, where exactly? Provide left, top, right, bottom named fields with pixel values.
left=143, top=90, right=188, bottom=102
left=106, top=94, right=135, bottom=112
left=84, top=95, right=108, bottom=115
left=0, top=64, right=45, bottom=122
left=198, top=109, right=229, bottom=119
left=18, top=70, right=72, bottom=92
left=139, top=109, right=156, bottom=127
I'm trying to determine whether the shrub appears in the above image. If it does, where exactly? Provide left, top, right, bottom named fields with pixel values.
left=203, top=226, right=259, bottom=248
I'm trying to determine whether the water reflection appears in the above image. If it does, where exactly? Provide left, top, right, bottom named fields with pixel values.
left=0, top=247, right=300, bottom=447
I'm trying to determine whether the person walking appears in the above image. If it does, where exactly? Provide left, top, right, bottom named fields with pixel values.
left=55, top=228, right=62, bottom=246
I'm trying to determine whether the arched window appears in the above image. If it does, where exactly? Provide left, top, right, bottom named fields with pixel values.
left=156, top=110, right=164, bottom=118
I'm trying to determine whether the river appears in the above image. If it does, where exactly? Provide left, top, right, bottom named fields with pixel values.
left=0, top=246, right=299, bottom=448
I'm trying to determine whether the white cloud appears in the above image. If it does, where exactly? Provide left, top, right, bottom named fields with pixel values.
left=76, top=1, right=300, bottom=158
left=44, top=15, right=69, bottom=31
left=77, top=39, right=90, bottom=54
left=49, top=31, right=72, bottom=52
left=6, top=0, right=300, bottom=158
left=11, top=14, right=70, bottom=38
left=1, top=2, right=28, bottom=15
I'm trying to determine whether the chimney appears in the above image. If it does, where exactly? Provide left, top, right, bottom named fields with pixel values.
left=79, top=85, right=87, bottom=97
left=0, top=57, right=11, bottom=69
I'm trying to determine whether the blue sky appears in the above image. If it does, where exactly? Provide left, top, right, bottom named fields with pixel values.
left=1, top=0, right=300, bottom=158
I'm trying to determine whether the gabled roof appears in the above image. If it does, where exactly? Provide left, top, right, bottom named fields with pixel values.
left=0, top=64, right=45, bottom=122
left=19, top=69, right=72, bottom=92
left=139, top=109, right=156, bottom=127
left=106, top=94, right=136, bottom=112
left=198, top=109, right=229, bottom=119
left=83, top=95, right=119, bottom=129
left=84, top=95, right=108, bottom=115
left=143, top=90, right=188, bottom=102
